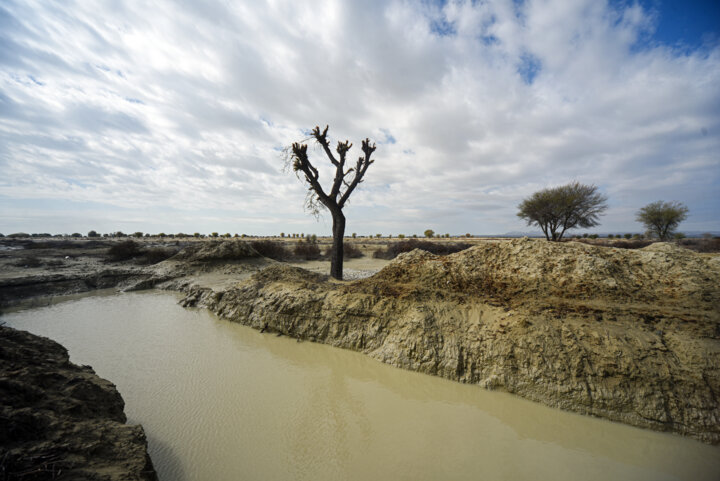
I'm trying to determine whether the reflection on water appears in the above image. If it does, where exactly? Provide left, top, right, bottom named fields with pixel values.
left=2, top=291, right=718, bottom=481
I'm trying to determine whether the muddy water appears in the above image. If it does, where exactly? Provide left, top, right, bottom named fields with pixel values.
left=2, top=291, right=718, bottom=481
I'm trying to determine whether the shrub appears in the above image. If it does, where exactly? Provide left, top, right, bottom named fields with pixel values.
left=294, top=242, right=321, bottom=260
left=250, top=240, right=291, bottom=260
left=344, top=243, right=363, bottom=258
left=373, top=239, right=471, bottom=259
left=323, top=242, right=363, bottom=259
left=138, top=247, right=175, bottom=265
left=607, top=239, right=653, bottom=249
left=107, top=240, right=143, bottom=261
left=678, top=237, right=720, bottom=253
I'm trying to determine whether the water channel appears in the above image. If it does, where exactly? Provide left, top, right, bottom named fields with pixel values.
left=2, top=290, right=718, bottom=480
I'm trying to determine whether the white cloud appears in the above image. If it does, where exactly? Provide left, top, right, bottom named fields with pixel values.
left=0, top=0, right=718, bottom=236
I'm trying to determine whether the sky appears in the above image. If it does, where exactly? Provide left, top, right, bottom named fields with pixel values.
left=1, top=0, right=719, bottom=237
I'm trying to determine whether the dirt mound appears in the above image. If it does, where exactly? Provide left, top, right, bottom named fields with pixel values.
left=170, top=240, right=260, bottom=262
left=0, top=326, right=157, bottom=480
left=182, top=237, right=720, bottom=443
left=368, top=238, right=719, bottom=309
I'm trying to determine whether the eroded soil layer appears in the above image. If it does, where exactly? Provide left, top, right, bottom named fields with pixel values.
left=0, top=326, right=157, bottom=480
left=179, top=239, right=720, bottom=444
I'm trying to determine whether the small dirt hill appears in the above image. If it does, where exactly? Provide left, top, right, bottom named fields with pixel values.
left=366, top=238, right=719, bottom=309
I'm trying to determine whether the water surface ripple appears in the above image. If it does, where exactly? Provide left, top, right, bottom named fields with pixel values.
left=2, top=291, right=718, bottom=481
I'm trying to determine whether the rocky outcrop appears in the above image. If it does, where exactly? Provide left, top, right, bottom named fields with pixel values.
left=0, top=326, right=157, bottom=480
left=181, top=239, right=720, bottom=444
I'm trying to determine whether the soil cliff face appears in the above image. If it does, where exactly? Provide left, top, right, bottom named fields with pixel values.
left=181, top=239, right=720, bottom=444
left=0, top=326, right=157, bottom=480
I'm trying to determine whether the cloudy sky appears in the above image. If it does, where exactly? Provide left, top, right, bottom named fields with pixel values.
left=1, top=0, right=719, bottom=236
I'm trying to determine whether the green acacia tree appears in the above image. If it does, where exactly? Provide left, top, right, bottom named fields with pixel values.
left=636, top=201, right=688, bottom=240
left=517, top=182, right=608, bottom=241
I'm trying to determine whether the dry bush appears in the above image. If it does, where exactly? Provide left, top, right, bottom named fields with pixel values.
left=373, top=239, right=471, bottom=259
left=294, top=243, right=321, bottom=260
left=107, top=240, right=143, bottom=261
left=137, top=247, right=175, bottom=265
left=322, top=242, right=364, bottom=260
left=568, top=238, right=653, bottom=250
left=678, top=237, right=720, bottom=253
left=250, top=240, right=292, bottom=260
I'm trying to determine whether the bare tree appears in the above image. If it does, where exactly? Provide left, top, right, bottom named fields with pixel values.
left=517, top=182, right=608, bottom=241
left=287, top=125, right=376, bottom=279
left=636, top=201, right=688, bottom=240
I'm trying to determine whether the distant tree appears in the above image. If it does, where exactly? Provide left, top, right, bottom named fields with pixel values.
left=583, top=233, right=589, bottom=238
left=424, top=229, right=434, bottom=238
left=211, top=232, right=219, bottom=238
left=412, top=234, right=417, bottom=238
left=673, top=232, right=686, bottom=240
left=398, top=234, right=405, bottom=239
left=87, top=230, right=99, bottom=237
left=286, top=125, right=376, bottom=280
left=636, top=201, right=689, bottom=241
left=71, top=233, right=82, bottom=238
left=607, top=234, right=614, bottom=239
left=444, top=233, right=450, bottom=238
left=193, top=232, right=200, bottom=238
left=132, top=232, right=143, bottom=238
left=158, top=233, right=166, bottom=238
left=352, top=233, right=357, bottom=238
left=517, top=182, right=608, bottom=241
left=465, top=233, right=471, bottom=238
left=280, top=232, right=285, bottom=238
left=624, top=233, right=632, bottom=239
left=589, top=234, right=599, bottom=239
left=376, top=233, right=381, bottom=238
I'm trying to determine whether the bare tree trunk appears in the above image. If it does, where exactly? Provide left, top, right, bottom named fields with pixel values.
left=330, top=209, right=346, bottom=280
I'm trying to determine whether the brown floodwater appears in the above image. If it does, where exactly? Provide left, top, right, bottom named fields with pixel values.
left=2, top=290, right=718, bottom=481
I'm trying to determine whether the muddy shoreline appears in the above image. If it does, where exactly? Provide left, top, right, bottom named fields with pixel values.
left=1, top=237, right=719, bottom=447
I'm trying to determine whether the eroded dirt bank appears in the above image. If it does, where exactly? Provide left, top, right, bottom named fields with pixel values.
left=179, top=239, right=720, bottom=444
left=0, top=326, right=157, bottom=480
